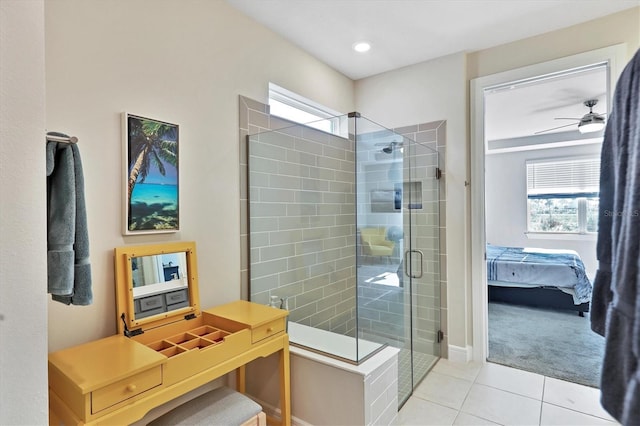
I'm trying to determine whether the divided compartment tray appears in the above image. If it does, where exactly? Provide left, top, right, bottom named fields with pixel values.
left=147, top=326, right=230, bottom=358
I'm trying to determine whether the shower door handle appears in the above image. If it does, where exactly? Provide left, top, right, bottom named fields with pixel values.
left=404, top=249, right=424, bottom=279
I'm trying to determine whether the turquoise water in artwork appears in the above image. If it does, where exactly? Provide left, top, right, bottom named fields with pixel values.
left=131, top=183, right=177, bottom=205
left=129, top=183, right=178, bottom=230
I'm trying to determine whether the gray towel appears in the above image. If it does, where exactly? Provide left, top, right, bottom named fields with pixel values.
left=591, top=49, right=640, bottom=426
left=46, top=132, right=92, bottom=305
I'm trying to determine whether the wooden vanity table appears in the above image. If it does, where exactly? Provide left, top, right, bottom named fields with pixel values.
left=48, top=242, right=290, bottom=425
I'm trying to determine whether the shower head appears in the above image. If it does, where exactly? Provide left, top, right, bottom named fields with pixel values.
left=379, top=140, right=403, bottom=154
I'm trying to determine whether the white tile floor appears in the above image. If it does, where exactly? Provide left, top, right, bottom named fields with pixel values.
left=396, top=359, right=619, bottom=426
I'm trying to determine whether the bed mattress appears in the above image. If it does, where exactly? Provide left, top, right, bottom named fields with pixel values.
left=486, top=245, right=592, bottom=304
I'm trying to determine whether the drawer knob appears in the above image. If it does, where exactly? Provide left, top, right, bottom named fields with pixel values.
left=267, top=327, right=273, bottom=332
left=126, top=384, right=137, bottom=392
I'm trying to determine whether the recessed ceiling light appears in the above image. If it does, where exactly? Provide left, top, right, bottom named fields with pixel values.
left=352, top=42, right=371, bottom=53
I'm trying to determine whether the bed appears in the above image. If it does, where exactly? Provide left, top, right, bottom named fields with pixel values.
left=486, top=245, right=592, bottom=316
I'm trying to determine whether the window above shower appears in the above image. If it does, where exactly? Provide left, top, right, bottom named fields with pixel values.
left=268, top=83, right=347, bottom=137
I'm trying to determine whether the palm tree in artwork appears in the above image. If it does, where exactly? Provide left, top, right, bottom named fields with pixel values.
left=127, top=117, right=178, bottom=206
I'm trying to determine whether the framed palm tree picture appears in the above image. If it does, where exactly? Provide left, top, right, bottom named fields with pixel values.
left=122, top=113, right=179, bottom=235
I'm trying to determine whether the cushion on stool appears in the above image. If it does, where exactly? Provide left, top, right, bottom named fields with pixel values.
left=149, top=386, right=262, bottom=426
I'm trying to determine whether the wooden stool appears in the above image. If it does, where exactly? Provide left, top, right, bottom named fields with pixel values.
left=148, top=386, right=266, bottom=426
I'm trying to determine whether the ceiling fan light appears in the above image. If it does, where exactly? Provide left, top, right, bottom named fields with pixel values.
left=578, top=122, right=604, bottom=133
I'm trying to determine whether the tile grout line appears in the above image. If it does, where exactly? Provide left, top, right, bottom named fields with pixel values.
left=541, top=400, right=617, bottom=423
left=540, top=374, right=617, bottom=423
left=538, top=376, right=546, bottom=425
left=454, top=370, right=492, bottom=425
left=472, top=381, right=544, bottom=402
left=444, top=364, right=544, bottom=425
left=421, top=361, right=614, bottom=426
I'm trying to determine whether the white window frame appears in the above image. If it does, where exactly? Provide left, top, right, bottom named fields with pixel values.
left=268, top=83, right=346, bottom=137
left=525, top=155, right=600, bottom=235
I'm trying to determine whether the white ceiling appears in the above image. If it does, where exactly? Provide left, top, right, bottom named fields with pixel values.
left=485, top=64, right=608, bottom=142
left=226, top=0, right=637, bottom=141
left=225, top=0, right=638, bottom=80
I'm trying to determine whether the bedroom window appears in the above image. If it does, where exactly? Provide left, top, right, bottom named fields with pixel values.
left=526, top=157, right=600, bottom=234
left=268, top=83, right=345, bottom=137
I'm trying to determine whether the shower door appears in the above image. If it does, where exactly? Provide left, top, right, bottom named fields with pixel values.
left=399, top=133, right=441, bottom=405
left=354, top=116, right=440, bottom=407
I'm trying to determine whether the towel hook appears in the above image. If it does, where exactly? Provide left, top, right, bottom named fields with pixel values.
left=46, top=134, right=78, bottom=144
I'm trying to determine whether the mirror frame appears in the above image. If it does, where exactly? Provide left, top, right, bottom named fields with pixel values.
left=114, top=241, right=200, bottom=335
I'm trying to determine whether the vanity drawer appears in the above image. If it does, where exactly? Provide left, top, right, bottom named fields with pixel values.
left=252, top=319, right=284, bottom=343
left=165, top=289, right=188, bottom=305
left=91, top=366, right=162, bottom=414
left=139, top=294, right=164, bottom=312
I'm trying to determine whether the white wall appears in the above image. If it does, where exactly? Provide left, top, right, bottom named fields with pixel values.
left=485, top=143, right=602, bottom=279
left=44, top=0, right=354, bottom=352
left=468, top=7, right=640, bottom=80
left=356, top=53, right=470, bottom=351
left=0, top=1, right=49, bottom=424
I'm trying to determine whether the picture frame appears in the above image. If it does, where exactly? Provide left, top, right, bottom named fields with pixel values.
left=122, top=113, right=179, bottom=235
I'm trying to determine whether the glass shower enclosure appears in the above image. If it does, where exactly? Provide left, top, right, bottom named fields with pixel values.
left=247, top=112, right=440, bottom=406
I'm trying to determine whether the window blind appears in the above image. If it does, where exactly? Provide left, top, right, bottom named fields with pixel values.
left=526, top=157, right=600, bottom=197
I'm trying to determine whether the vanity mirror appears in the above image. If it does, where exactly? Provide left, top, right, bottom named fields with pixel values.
left=115, top=241, right=200, bottom=335
left=132, top=251, right=186, bottom=293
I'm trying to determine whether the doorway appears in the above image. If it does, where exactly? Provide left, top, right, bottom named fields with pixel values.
left=470, top=45, right=626, bottom=383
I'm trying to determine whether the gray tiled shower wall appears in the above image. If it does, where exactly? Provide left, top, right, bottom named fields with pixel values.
left=239, top=95, right=448, bottom=355
left=247, top=120, right=358, bottom=335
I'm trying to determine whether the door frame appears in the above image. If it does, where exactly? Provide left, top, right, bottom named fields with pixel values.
left=469, top=44, right=627, bottom=362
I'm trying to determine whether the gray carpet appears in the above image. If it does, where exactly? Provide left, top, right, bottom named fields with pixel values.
left=488, top=302, right=605, bottom=388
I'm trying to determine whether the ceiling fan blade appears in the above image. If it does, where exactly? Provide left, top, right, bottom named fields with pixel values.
left=534, top=122, right=578, bottom=134
left=554, top=117, right=581, bottom=120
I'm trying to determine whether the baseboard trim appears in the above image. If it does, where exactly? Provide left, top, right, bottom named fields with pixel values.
left=448, top=344, right=472, bottom=362
left=251, top=396, right=311, bottom=426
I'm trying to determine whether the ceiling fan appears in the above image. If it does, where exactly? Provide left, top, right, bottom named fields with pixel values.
left=535, top=99, right=606, bottom=135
